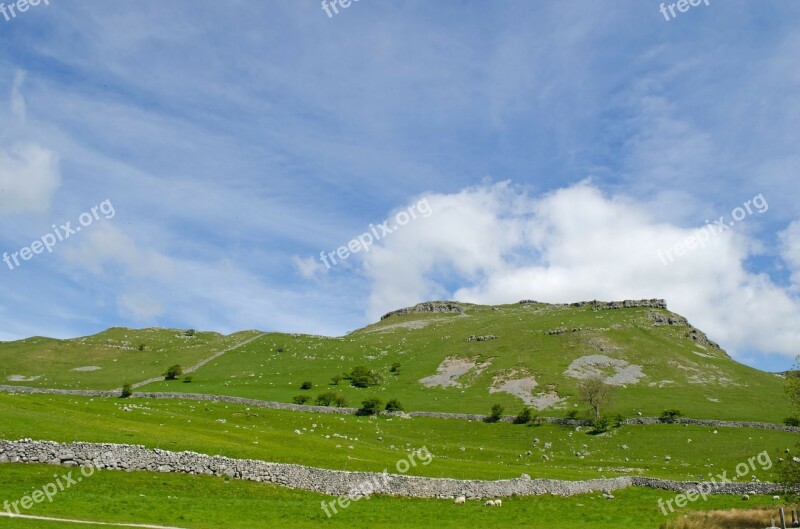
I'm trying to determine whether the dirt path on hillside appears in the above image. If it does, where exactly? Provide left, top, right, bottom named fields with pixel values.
left=130, top=333, right=266, bottom=389
left=0, top=511, right=189, bottom=529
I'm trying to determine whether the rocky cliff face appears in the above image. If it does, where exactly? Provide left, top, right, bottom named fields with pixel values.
left=381, top=301, right=465, bottom=321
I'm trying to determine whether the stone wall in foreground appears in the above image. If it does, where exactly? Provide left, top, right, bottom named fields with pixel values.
left=0, top=439, right=788, bottom=499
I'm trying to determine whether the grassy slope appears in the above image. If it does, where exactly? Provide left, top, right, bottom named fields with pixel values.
left=0, top=464, right=787, bottom=529
left=0, top=393, right=792, bottom=482
left=0, top=328, right=261, bottom=390
left=140, top=303, right=788, bottom=422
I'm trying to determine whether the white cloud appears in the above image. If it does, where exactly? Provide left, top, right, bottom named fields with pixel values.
left=361, top=182, right=800, bottom=360
left=0, top=143, right=61, bottom=215
left=292, top=255, right=327, bottom=279
left=117, top=294, right=164, bottom=321
left=780, top=220, right=800, bottom=290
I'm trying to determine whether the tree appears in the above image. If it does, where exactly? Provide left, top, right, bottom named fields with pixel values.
left=514, top=407, right=533, bottom=424
left=164, top=365, right=183, bottom=381
left=120, top=383, right=133, bottom=398
left=315, top=392, right=338, bottom=406
left=301, top=381, right=313, bottom=390
left=785, top=364, right=800, bottom=411
left=331, top=375, right=341, bottom=386
left=293, top=395, right=310, bottom=405
left=385, top=399, right=404, bottom=412
left=577, top=376, right=613, bottom=419
left=333, top=395, right=349, bottom=408
left=184, top=329, right=195, bottom=337
left=360, top=397, right=383, bottom=415
left=487, top=404, right=504, bottom=423
left=345, top=366, right=382, bottom=388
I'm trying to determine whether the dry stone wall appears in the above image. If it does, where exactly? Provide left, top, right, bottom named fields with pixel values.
left=0, top=440, right=787, bottom=499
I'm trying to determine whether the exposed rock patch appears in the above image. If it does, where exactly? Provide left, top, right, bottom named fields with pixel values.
left=467, top=335, right=497, bottom=342
left=381, top=302, right=464, bottom=321
left=71, top=366, right=102, bottom=372
left=6, top=375, right=40, bottom=382
left=564, top=355, right=645, bottom=386
left=420, top=357, right=490, bottom=388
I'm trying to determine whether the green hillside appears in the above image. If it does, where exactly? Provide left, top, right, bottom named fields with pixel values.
left=0, top=328, right=261, bottom=389
left=132, top=300, right=789, bottom=423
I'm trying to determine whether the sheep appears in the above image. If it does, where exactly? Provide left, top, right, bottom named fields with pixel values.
left=494, top=499, right=502, bottom=507
left=773, top=495, right=781, bottom=501
left=484, top=500, right=496, bottom=507
left=454, top=496, right=466, bottom=505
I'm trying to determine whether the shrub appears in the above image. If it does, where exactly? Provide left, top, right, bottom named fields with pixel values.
left=184, top=329, right=195, bottom=337
left=784, top=416, right=800, bottom=427
left=164, top=365, right=183, bottom=381
left=514, top=407, right=533, bottom=424
left=486, top=404, right=504, bottom=423
left=300, top=381, right=313, bottom=390
left=345, top=366, right=382, bottom=388
left=591, top=416, right=611, bottom=433
left=612, top=414, right=625, bottom=427
left=333, top=395, right=349, bottom=408
left=566, top=410, right=579, bottom=419
left=661, top=409, right=683, bottom=422
left=120, top=383, right=133, bottom=399
left=276, top=346, right=285, bottom=353
left=385, top=399, right=404, bottom=412
left=293, top=395, right=311, bottom=405
left=182, top=376, right=193, bottom=383
left=315, top=392, right=339, bottom=406
left=390, top=362, right=401, bottom=374
left=331, top=375, right=341, bottom=386
left=360, top=397, right=384, bottom=415
left=138, top=344, right=146, bottom=351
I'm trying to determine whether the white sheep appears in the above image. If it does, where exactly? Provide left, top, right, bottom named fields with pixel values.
left=454, top=496, right=466, bottom=505
left=484, top=500, right=496, bottom=507
left=494, top=499, right=502, bottom=507
left=773, top=495, right=781, bottom=500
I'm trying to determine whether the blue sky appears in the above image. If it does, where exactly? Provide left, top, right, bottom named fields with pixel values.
left=1, top=1, right=799, bottom=371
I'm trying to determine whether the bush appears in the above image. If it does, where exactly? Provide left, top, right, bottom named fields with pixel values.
left=184, top=329, right=195, bottom=337
left=300, top=381, right=313, bottom=390
left=514, top=407, right=533, bottom=424
left=345, top=366, right=382, bottom=388
left=331, top=375, right=341, bottom=386
left=182, top=376, right=193, bottom=383
left=591, top=416, right=611, bottom=433
left=784, top=416, right=800, bottom=427
left=164, top=365, right=183, bottom=381
left=612, top=414, right=625, bottom=427
left=385, top=399, right=404, bottom=412
left=486, top=404, right=504, bottom=423
left=333, top=395, right=349, bottom=408
left=276, top=346, right=285, bottom=353
left=293, top=395, right=311, bottom=405
left=315, top=392, right=339, bottom=406
left=566, top=410, right=579, bottom=419
left=661, top=409, right=683, bottom=422
left=120, top=383, right=133, bottom=399
left=390, top=362, right=401, bottom=374
left=360, top=397, right=384, bottom=415
left=138, top=344, right=146, bottom=351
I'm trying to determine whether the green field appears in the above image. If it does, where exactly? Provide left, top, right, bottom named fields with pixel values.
left=0, top=464, right=789, bottom=529
left=0, top=393, right=792, bottom=482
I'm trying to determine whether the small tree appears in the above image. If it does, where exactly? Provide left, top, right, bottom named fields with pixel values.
left=487, top=404, right=504, bottom=423
left=333, top=395, right=349, bottom=408
left=331, top=375, right=341, bottom=386
left=301, top=381, right=313, bottom=390
left=120, top=383, right=133, bottom=398
left=661, top=409, right=683, bottom=422
left=164, top=365, right=183, bottom=381
left=577, top=376, right=613, bottom=419
left=385, top=399, right=404, bottom=412
left=514, top=407, right=533, bottom=424
left=293, top=395, right=311, bottom=405
left=184, top=329, right=195, bottom=337
left=360, top=397, right=383, bottom=415
left=345, top=366, right=382, bottom=388
left=315, top=391, right=338, bottom=406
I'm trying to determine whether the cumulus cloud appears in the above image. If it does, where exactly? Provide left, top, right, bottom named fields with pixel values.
left=0, top=143, right=61, bottom=215
left=360, top=182, right=800, bottom=360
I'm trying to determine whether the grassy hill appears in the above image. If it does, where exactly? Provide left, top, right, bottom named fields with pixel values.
left=0, top=328, right=261, bottom=389
left=131, top=300, right=789, bottom=423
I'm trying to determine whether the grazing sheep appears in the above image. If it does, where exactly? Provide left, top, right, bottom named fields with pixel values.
left=773, top=495, right=781, bottom=500
left=484, top=500, right=496, bottom=507
left=742, top=494, right=750, bottom=501
left=494, top=499, right=502, bottom=507
left=454, top=496, right=466, bottom=505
